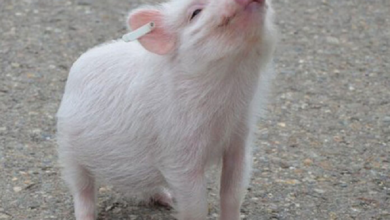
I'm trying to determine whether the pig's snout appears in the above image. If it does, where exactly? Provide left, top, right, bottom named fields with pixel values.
left=235, top=0, right=265, bottom=8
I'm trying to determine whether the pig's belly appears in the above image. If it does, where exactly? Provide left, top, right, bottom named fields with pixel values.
left=91, top=160, right=167, bottom=194
left=72, top=139, right=167, bottom=194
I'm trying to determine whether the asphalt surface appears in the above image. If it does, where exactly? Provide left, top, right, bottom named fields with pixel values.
left=0, top=0, right=389, bottom=219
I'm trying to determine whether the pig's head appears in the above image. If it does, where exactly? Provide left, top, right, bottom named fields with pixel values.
left=128, top=0, right=277, bottom=68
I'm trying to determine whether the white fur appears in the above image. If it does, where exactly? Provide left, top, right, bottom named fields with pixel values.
left=57, top=0, right=277, bottom=219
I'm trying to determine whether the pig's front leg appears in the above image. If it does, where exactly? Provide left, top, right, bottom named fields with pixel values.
left=220, top=133, right=253, bottom=220
left=164, top=157, right=208, bottom=220
left=173, top=174, right=208, bottom=220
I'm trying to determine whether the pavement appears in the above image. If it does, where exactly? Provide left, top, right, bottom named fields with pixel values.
left=0, top=0, right=389, bottom=219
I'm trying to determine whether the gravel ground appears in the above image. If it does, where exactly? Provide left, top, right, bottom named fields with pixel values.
left=0, top=0, right=389, bottom=219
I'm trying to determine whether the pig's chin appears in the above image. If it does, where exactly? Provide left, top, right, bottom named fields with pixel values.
left=225, top=13, right=267, bottom=48
left=219, top=2, right=267, bottom=32
left=245, top=1, right=266, bottom=12
left=238, top=2, right=267, bottom=24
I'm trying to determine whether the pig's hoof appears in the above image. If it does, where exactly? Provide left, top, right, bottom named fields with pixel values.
left=76, top=213, right=95, bottom=220
left=151, top=189, right=174, bottom=209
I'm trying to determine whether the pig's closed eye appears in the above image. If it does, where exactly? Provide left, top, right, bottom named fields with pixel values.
left=190, top=9, right=202, bottom=20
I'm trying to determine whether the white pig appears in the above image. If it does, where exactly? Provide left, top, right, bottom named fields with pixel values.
left=56, top=0, right=277, bottom=219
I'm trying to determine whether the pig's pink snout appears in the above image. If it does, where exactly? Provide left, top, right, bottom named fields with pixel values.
left=235, top=0, right=265, bottom=7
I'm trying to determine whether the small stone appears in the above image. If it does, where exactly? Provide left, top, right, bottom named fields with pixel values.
left=288, top=136, right=299, bottom=148
left=279, top=161, right=290, bottom=169
left=277, top=122, right=286, bottom=128
left=351, top=207, right=360, bottom=212
left=326, top=36, right=340, bottom=45
left=302, top=177, right=317, bottom=183
left=13, top=186, right=22, bottom=193
left=31, top=129, right=42, bottom=134
left=329, top=212, right=337, bottom=220
left=303, top=158, right=313, bottom=166
left=314, top=188, right=326, bottom=194
left=0, top=213, right=11, bottom=219
left=112, top=207, right=121, bottom=214
left=371, top=162, right=382, bottom=169
left=28, top=111, right=39, bottom=116
left=333, top=136, right=343, bottom=142
left=340, top=183, right=348, bottom=188
left=41, top=133, right=52, bottom=140
left=294, top=169, right=304, bottom=174
left=26, top=73, right=36, bottom=78
left=276, top=179, right=301, bottom=185
left=99, top=187, right=108, bottom=193
left=105, top=205, right=113, bottom=212
left=129, top=215, right=137, bottom=220
left=11, top=62, right=20, bottom=68
left=319, top=161, right=332, bottom=170
left=24, top=180, right=33, bottom=185
left=383, top=116, right=390, bottom=124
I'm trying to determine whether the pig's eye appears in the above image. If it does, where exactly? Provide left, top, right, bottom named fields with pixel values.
left=190, top=9, right=202, bottom=20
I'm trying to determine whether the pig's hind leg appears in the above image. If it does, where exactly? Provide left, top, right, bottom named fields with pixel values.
left=62, top=161, right=97, bottom=220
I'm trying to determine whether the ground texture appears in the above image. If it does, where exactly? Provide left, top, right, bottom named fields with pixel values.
left=0, top=0, right=389, bottom=219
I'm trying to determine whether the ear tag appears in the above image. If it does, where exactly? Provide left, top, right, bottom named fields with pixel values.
left=122, top=22, right=155, bottom=42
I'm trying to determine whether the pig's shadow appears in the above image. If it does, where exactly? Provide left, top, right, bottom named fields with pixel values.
left=96, top=197, right=174, bottom=220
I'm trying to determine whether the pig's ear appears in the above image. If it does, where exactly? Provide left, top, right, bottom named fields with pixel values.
left=128, top=9, right=176, bottom=55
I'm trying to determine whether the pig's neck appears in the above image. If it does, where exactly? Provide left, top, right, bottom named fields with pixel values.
left=166, top=51, right=265, bottom=123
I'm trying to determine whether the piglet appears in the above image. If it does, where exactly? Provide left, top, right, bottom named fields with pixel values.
left=56, top=0, right=277, bottom=219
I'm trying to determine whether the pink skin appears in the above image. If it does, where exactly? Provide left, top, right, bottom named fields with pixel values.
left=235, top=0, right=266, bottom=16
left=235, top=0, right=265, bottom=7
left=57, top=0, right=276, bottom=219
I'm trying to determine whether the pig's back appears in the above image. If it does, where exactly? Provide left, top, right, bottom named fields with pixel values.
left=57, top=40, right=149, bottom=122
